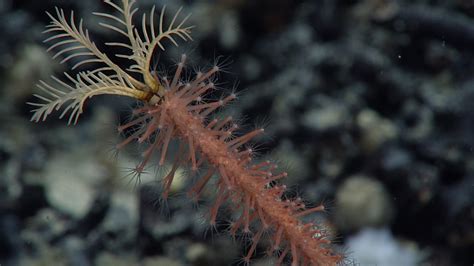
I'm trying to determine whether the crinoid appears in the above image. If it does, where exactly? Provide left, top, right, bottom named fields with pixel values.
left=29, top=0, right=343, bottom=265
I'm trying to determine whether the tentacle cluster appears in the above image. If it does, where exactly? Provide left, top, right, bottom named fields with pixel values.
left=117, top=54, right=343, bottom=265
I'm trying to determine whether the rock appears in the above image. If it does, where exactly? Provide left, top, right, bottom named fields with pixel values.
left=102, top=191, right=138, bottom=232
left=303, top=101, right=349, bottom=132
left=43, top=150, right=108, bottom=219
left=400, top=100, right=434, bottom=141
left=356, top=109, right=398, bottom=152
left=95, top=252, right=135, bottom=266
left=219, top=11, right=241, bottom=49
left=61, top=236, right=89, bottom=266
left=346, top=228, right=421, bottom=266
left=185, top=242, right=209, bottom=265
left=142, top=256, right=184, bottom=266
left=335, top=175, right=394, bottom=232
left=139, top=184, right=193, bottom=242
left=273, top=139, right=309, bottom=184
left=5, top=44, right=59, bottom=107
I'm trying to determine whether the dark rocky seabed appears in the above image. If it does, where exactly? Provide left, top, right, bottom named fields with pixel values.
left=0, top=0, right=473, bottom=265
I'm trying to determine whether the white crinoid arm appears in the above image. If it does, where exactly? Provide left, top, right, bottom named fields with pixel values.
left=28, top=71, right=148, bottom=125
left=94, top=0, right=194, bottom=94
left=30, top=1, right=194, bottom=125
left=138, top=5, right=194, bottom=93
left=93, top=0, right=144, bottom=73
left=29, top=6, right=150, bottom=125
left=44, top=7, right=144, bottom=89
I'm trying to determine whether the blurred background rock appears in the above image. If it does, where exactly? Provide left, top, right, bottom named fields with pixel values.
left=0, top=0, right=473, bottom=265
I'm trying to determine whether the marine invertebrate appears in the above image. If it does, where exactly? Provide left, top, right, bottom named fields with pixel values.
left=29, top=1, right=343, bottom=265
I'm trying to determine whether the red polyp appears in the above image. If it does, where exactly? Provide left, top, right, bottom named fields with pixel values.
left=119, top=59, right=342, bottom=265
